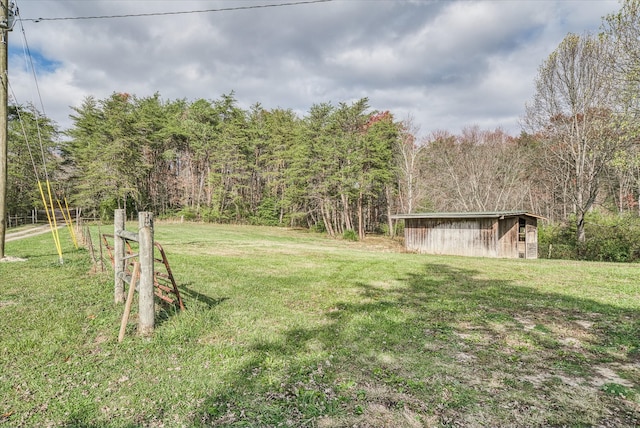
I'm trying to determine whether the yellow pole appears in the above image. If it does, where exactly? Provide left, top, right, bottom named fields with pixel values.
left=45, top=181, right=62, bottom=262
left=57, top=197, right=78, bottom=249
left=37, top=180, right=62, bottom=263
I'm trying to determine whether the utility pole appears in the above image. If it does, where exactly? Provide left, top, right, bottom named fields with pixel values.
left=0, top=0, right=8, bottom=259
left=0, top=0, right=14, bottom=259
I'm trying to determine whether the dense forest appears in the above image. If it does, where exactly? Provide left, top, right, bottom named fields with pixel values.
left=8, top=1, right=640, bottom=260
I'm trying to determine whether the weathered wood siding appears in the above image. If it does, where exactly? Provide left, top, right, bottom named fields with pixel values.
left=497, top=217, right=518, bottom=258
left=404, top=218, right=499, bottom=257
left=404, top=215, right=538, bottom=259
left=525, top=217, right=538, bottom=259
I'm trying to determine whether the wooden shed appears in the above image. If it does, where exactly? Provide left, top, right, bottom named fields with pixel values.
left=392, top=211, right=543, bottom=259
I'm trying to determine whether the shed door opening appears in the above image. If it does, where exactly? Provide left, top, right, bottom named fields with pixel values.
left=518, top=218, right=526, bottom=258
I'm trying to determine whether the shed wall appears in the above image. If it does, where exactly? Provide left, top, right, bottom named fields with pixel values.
left=403, top=215, right=539, bottom=259
left=525, top=217, right=538, bottom=259
left=497, top=217, right=518, bottom=258
left=405, top=218, right=499, bottom=257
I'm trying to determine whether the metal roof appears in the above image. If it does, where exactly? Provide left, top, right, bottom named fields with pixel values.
left=391, top=211, right=545, bottom=220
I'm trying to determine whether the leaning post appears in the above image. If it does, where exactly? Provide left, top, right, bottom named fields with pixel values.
left=114, top=209, right=126, bottom=303
left=138, top=211, right=155, bottom=336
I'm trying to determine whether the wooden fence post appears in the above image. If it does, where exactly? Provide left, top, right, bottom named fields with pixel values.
left=138, top=211, right=155, bottom=336
left=114, top=209, right=126, bottom=303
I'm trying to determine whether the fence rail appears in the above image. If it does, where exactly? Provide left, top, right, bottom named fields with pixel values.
left=7, top=208, right=84, bottom=229
left=6, top=213, right=39, bottom=228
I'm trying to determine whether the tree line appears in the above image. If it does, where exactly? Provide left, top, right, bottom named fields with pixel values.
left=7, top=0, right=640, bottom=256
left=12, top=94, right=401, bottom=241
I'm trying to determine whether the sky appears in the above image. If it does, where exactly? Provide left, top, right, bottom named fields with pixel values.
left=8, top=0, right=621, bottom=138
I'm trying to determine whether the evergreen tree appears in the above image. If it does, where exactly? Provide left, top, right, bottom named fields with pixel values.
left=7, top=105, right=59, bottom=216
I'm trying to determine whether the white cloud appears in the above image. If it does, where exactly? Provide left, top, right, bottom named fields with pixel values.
left=8, top=0, right=621, bottom=137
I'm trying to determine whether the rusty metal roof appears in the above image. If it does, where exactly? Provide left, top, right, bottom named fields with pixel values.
left=391, top=211, right=545, bottom=220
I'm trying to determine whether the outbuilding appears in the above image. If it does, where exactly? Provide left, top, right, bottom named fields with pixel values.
left=392, top=211, right=543, bottom=259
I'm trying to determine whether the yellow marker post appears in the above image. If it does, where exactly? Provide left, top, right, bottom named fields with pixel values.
left=37, top=181, right=63, bottom=264
left=57, top=198, right=78, bottom=249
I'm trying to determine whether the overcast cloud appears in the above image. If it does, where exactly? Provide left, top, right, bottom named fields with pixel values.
left=8, top=0, right=620, bottom=137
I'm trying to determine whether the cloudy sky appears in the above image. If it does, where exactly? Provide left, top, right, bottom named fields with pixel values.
left=8, top=0, right=620, bottom=137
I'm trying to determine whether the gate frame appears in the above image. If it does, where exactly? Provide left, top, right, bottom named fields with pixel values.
left=113, top=209, right=155, bottom=336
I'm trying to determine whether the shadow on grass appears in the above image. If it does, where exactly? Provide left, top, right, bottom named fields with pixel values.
left=154, top=283, right=229, bottom=328
left=61, top=419, right=140, bottom=428
left=179, top=284, right=229, bottom=309
left=192, top=262, right=640, bottom=427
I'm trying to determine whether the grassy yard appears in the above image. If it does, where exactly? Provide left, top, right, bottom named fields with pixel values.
left=1, top=222, right=639, bottom=427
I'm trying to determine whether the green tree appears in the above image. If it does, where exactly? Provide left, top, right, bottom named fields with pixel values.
left=298, top=103, right=337, bottom=233
left=7, top=105, right=59, bottom=216
left=181, top=98, right=219, bottom=215
left=331, top=99, right=370, bottom=235
left=181, top=93, right=251, bottom=222
left=297, top=99, right=397, bottom=238
left=61, top=90, right=402, bottom=235
left=132, top=94, right=187, bottom=215
left=356, top=111, right=397, bottom=239
left=247, top=106, right=301, bottom=225
left=65, top=93, right=143, bottom=218
left=210, top=93, right=250, bottom=222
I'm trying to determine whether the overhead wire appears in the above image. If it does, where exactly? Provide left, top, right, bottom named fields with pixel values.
left=10, top=2, right=76, bottom=263
left=14, top=18, right=65, bottom=261
left=19, top=0, right=333, bottom=23
left=8, top=0, right=334, bottom=260
left=8, top=82, right=64, bottom=262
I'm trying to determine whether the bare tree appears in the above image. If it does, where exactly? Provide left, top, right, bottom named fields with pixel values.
left=423, top=127, right=531, bottom=212
left=524, top=33, right=624, bottom=243
left=395, top=116, right=428, bottom=214
left=602, top=0, right=640, bottom=216
left=603, top=0, right=640, bottom=114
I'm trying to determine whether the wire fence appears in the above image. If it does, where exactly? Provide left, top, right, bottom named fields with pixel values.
left=6, top=208, right=87, bottom=229
left=6, top=212, right=40, bottom=228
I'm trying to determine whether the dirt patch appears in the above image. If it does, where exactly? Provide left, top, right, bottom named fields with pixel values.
left=559, top=337, right=584, bottom=348
left=455, top=352, right=477, bottom=363
left=514, top=315, right=537, bottom=331
left=522, top=372, right=583, bottom=388
left=591, top=365, right=635, bottom=387
left=526, top=364, right=638, bottom=389
left=5, top=225, right=60, bottom=242
left=574, top=319, right=594, bottom=330
left=0, top=256, right=27, bottom=262
left=362, top=403, right=425, bottom=428
left=356, top=235, right=405, bottom=252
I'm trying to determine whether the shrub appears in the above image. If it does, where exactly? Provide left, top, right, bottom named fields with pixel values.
left=379, top=221, right=404, bottom=237
left=538, top=221, right=577, bottom=260
left=342, top=229, right=358, bottom=241
left=283, top=211, right=307, bottom=228
left=250, top=198, right=280, bottom=226
left=310, top=222, right=326, bottom=233
left=540, top=211, right=640, bottom=262
left=201, top=207, right=232, bottom=223
left=156, top=209, right=178, bottom=221
left=176, top=207, right=198, bottom=221
left=99, top=198, right=119, bottom=221
left=581, top=212, right=640, bottom=262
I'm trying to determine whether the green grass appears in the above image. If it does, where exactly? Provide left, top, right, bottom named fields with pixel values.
left=1, top=222, right=640, bottom=427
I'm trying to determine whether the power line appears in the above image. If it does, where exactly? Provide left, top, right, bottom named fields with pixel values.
left=20, top=0, right=333, bottom=23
